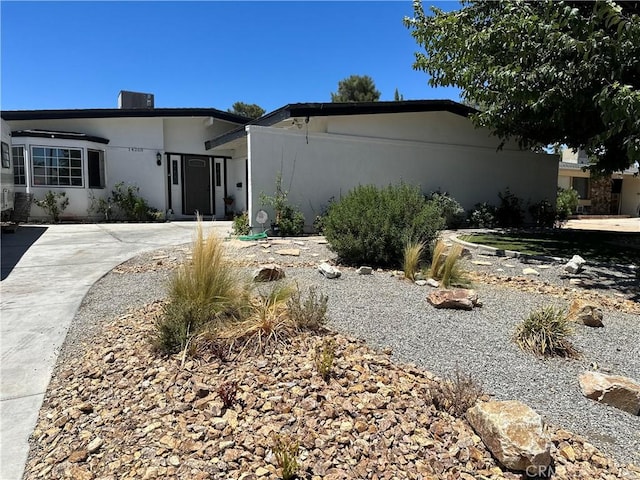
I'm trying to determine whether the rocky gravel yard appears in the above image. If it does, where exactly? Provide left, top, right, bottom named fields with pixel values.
left=25, top=234, right=640, bottom=479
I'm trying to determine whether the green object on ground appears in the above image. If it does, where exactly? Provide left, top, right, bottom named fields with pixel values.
left=238, top=231, right=268, bottom=241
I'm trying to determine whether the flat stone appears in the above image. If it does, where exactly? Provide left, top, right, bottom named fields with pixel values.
left=414, top=280, right=427, bottom=286
left=522, top=268, right=539, bottom=276
left=426, top=278, right=440, bottom=288
left=466, top=400, right=551, bottom=472
left=472, top=260, right=492, bottom=266
left=356, top=266, right=373, bottom=275
left=579, top=371, right=640, bottom=415
left=87, top=437, right=104, bottom=453
left=318, top=262, right=341, bottom=279
left=275, top=248, right=300, bottom=256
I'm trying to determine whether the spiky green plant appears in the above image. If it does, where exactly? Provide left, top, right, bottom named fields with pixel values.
left=272, top=433, right=300, bottom=480
left=514, top=306, right=578, bottom=357
left=403, top=240, right=425, bottom=281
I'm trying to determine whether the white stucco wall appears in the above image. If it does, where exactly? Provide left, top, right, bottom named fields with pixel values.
left=246, top=123, right=558, bottom=230
left=620, top=176, right=640, bottom=217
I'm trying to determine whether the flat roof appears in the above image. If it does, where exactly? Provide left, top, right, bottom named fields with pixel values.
left=12, top=129, right=110, bottom=144
left=1, top=107, right=251, bottom=124
left=205, top=100, right=476, bottom=150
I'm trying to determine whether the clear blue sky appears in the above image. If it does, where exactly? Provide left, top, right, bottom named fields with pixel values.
left=1, top=1, right=461, bottom=113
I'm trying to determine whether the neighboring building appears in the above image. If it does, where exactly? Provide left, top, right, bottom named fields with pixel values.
left=2, top=95, right=559, bottom=226
left=559, top=149, right=640, bottom=217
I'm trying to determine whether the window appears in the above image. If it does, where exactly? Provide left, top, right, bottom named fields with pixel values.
left=1, top=142, right=10, bottom=168
left=87, top=149, right=105, bottom=188
left=31, top=147, right=83, bottom=186
left=12, top=146, right=25, bottom=185
left=572, top=177, right=590, bottom=199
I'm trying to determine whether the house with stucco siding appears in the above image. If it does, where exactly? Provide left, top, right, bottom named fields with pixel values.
left=1, top=94, right=559, bottom=227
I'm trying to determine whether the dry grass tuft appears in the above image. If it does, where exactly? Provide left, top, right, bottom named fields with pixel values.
left=403, top=241, right=425, bottom=281
left=427, top=240, right=470, bottom=288
left=429, top=367, right=484, bottom=417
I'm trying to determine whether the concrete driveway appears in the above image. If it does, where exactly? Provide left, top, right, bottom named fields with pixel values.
left=0, top=221, right=230, bottom=480
left=564, top=217, right=640, bottom=232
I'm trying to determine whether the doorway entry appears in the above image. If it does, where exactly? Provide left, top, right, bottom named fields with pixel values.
left=181, top=155, right=227, bottom=218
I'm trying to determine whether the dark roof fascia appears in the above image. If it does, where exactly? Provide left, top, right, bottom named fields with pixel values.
left=12, top=129, right=110, bottom=145
left=205, top=99, right=476, bottom=150
left=1, top=108, right=251, bottom=124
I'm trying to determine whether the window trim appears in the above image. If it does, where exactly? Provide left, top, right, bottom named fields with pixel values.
left=30, top=145, right=84, bottom=188
left=12, top=145, right=26, bottom=185
left=1, top=141, right=10, bottom=169
left=87, top=148, right=106, bottom=189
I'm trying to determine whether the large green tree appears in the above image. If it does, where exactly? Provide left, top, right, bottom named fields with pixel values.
left=228, top=101, right=265, bottom=119
left=405, top=0, right=640, bottom=173
left=331, top=75, right=381, bottom=102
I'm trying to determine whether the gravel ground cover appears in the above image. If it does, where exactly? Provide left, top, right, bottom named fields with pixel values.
left=32, top=234, right=640, bottom=478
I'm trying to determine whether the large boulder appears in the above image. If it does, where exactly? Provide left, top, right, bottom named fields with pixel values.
left=578, top=372, right=640, bottom=415
left=567, top=299, right=604, bottom=327
left=427, top=288, right=481, bottom=310
left=252, top=264, right=285, bottom=282
left=466, top=401, right=552, bottom=472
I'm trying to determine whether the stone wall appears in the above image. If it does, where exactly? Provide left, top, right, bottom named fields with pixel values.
left=590, top=174, right=612, bottom=214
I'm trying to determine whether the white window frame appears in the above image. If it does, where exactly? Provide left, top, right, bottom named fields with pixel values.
left=12, top=145, right=26, bottom=185
left=31, top=145, right=84, bottom=188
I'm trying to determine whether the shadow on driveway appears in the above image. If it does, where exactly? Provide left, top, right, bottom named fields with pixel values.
left=1, top=226, right=48, bottom=280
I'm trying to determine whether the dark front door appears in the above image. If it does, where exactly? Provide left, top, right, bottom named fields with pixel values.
left=183, top=156, right=212, bottom=215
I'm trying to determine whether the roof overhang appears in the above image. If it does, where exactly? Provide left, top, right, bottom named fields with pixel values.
left=205, top=99, right=476, bottom=150
left=12, top=129, right=110, bottom=144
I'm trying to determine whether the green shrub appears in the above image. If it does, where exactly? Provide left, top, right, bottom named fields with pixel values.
left=232, top=211, right=251, bottom=235
left=34, top=191, right=69, bottom=222
left=323, top=183, right=445, bottom=267
left=312, top=197, right=335, bottom=234
left=496, top=188, right=524, bottom=227
left=514, top=306, right=578, bottom=357
left=426, top=191, right=466, bottom=229
left=260, top=172, right=305, bottom=236
left=315, top=338, right=336, bottom=382
left=556, top=187, right=580, bottom=221
left=468, top=202, right=497, bottom=228
left=528, top=199, right=556, bottom=228
left=111, top=182, right=157, bottom=221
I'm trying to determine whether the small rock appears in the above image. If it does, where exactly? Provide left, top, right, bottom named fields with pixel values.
left=219, top=440, right=235, bottom=450
left=318, top=262, right=341, bottom=279
left=87, top=437, right=104, bottom=453
left=252, top=264, right=286, bottom=282
left=466, top=400, right=551, bottom=472
left=427, top=289, right=480, bottom=310
left=565, top=255, right=586, bottom=274
left=426, top=278, right=440, bottom=288
left=522, top=268, right=539, bottom=276
left=414, top=280, right=427, bottom=286
left=356, top=266, right=372, bottom=275
left=567, top=299, right=604, bottom=327
left=68, top=449, right=89, bottom=463
left=578, top=371, right=640, bottom=415
left=255, top=467, right=270, bottom=477
left=471, top=260, right=492, bottom=266
left=103, top=352, right=115, bottom=364
left=75, top=402, right=93, bottom=413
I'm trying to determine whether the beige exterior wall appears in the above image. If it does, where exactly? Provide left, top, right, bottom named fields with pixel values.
left=620, top=175, right=640, bottom=217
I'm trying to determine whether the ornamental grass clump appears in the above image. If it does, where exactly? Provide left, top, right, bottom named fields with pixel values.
left=286, top=285, right=328, bottom=331
left=271, top=433, right=300, bottom=480
left=403, top=240, right=425, bottom=281
left=151, top=218, right=249, bottom=354
left=514, top=306, right=578, bottom=358
left=427, top=240, right=470, bottom=287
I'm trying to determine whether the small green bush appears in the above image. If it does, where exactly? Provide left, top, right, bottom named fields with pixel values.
left=271, top=433, right=300, bottom=480
left=514, top=306, right=578, bottom=357
left=232, top=211, right=251, bottom=235
left=323, top=183, right=445, bottom=267
left=34, top=191, right=69, bottom=222
left=260, top=172, right=305, bottom=236
left=468, top=202, right=497, bottom=228
left=111, top=182, right=157, bottom=221
left=556, top=187, right=580, bottom=221
left=496, top=188, right=524, bottom=227
left=315, top=338, right=336, bottom=382
left=426, top=191, right=466, bottom=229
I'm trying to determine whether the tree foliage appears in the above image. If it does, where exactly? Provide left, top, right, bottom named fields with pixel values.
left=331, top=75, right=381, bottom=102
left=228, top=101, right=265, bottom=119
left=405, top=0, right=640, bottom=173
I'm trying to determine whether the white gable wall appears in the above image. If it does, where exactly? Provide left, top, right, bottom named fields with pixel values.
left=246, top=117, right=558, bottom=230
